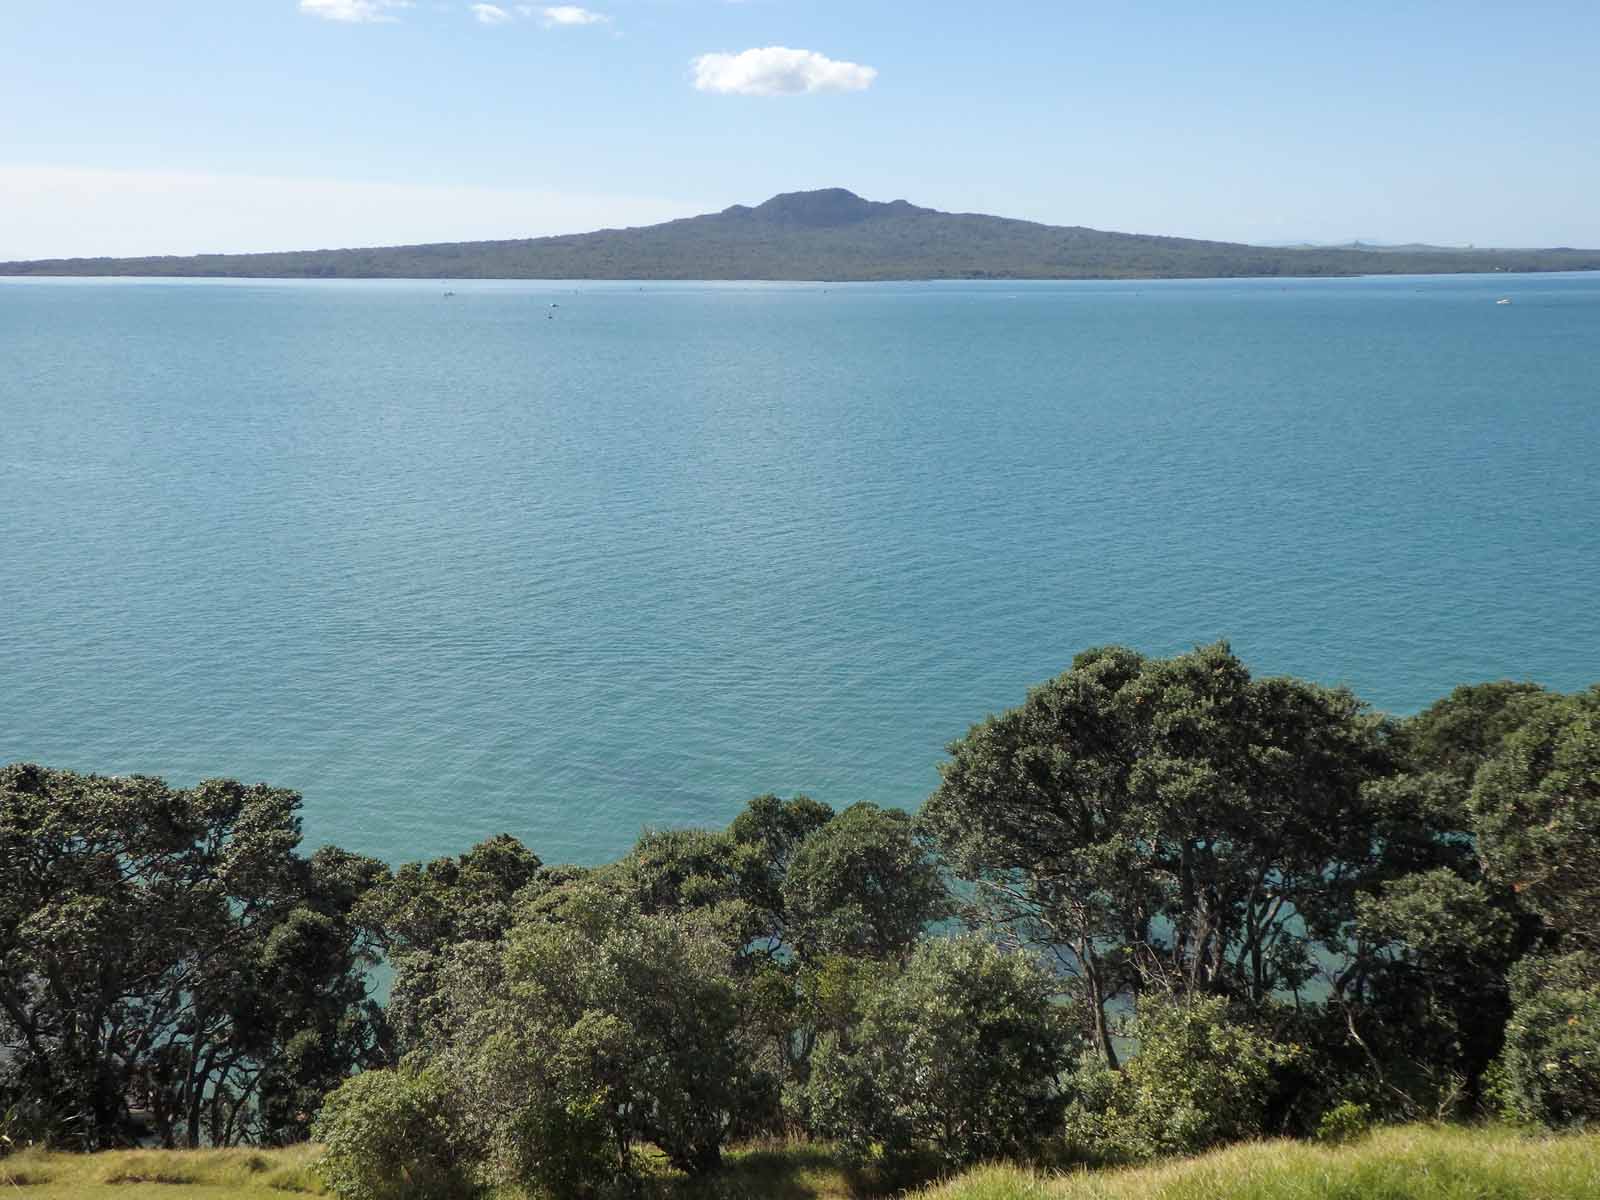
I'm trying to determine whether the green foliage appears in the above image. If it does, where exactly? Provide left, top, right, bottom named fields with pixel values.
left=1355, top=869, right=1514, bottom=970
left=1341, top=867, right=1520, bottom=1112
left=804, top=936, right=1074, bottom=1164
left=920, top=643, right=1388, bottom=1063
left=0, top=764, right=388, bottom=1149
left=1395, top=681, right=1549, bottom=784
left=0, top=1098, right=74, bottom=1159
left=1315, top=1101, right=1372, bottom=1144
left=728, top=792, right=835, bottom=922
left=1064, top=994, right=1300, bottom=1160
left=1471, top=688, right=1600, bottom=950
left=1490, top=951, right=1600, bottom=1128
left=505, top=1088, right=618, bottom=1200
left=611, top=827, right=747, bottom=918
left=422, top=883, right=770, bottom=1192
left=311, top=1066, right=478, bottom=1200
left=1315, top=681, right=1560, bottom=1118
left=782, top=803, right=950, bottom=962
left=365, top=834, right=544, bottom=1051
left=9, top=653, right=1598, bottom=1168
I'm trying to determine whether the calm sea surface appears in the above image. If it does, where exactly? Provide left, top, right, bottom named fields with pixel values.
left=2, top=274, right=1596, bottom=865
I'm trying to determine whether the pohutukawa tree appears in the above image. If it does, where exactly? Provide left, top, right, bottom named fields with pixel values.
left=1470, top=686, right=1600, bottom=952
left=918, top=642, right=1391, bottom=1064
left=0, top=764, right=389, bottom=1149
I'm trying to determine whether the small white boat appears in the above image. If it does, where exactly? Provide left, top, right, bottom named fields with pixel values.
left=1496, top=297, right=1512, bottom=305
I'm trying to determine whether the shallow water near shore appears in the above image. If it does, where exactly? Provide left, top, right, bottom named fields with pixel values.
left=3, top=273, right=1597, bottom=865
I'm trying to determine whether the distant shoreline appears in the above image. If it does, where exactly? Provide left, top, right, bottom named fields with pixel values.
left=3, top=266, right=1597, bottom=285
left=5, top=187, right=1597, bottom=283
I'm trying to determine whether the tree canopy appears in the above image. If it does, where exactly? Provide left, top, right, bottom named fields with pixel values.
left=4, top=645, right=1598, bottom=1186
left=0, top=764, right=388, bottom=1148
left=1470, top=687, right=1600, bottom=950
left=919, top=642, right=1389, bottom=1063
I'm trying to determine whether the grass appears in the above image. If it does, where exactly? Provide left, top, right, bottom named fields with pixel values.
left=0, top=1144, right=324, bottom=1198
left=645, top=1138, right=943, bottom=1199
left=917, top=1126, right=1600, bottom=1200
left=1, top=1125, right=1594, bottom=1199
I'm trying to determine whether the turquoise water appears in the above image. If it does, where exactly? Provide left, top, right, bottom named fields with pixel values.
left=2, top=274, right=1597, bottom=866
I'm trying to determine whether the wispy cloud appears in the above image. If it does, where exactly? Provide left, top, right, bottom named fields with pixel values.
left=298, top=0, right=411, bottom=23
left=691, top=47, right=877, bottom=96
left=470, top=3, right=513, bottom=24
left=535, top=5, right=609, bottom=26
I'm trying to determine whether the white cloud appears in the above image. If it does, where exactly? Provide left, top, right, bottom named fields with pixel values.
left=470, top=3, right=513, bottom=23
left=0, top=165, right=706, bottom=261
left=691, top=46, right=877, bottom=96
left=537, top=5, right=609, bottom=26
left=298, top=0, right=411, bottom=22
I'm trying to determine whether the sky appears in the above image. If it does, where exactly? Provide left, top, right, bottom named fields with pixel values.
left=3, top=0, right=1599, bottom=258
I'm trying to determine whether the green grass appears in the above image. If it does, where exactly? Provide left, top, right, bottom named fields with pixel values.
left=0, top=1144, right=324, bottom=1198
left=2, top=1126, right=1595, bottom=1200
left=917, top=1126, right=1600, bottom=1200
left=643, top=1138, right=942, bottom=1199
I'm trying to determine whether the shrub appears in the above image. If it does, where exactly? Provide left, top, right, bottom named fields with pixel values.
left=1490, top=951, right=1600, bottom=1128
left=1064, top=994, right=1300, bottom=1160
left=803, top=935, right=1075, bottom=1164
left=1317, top=1100, right=1373, bottom=1143
left=311, top=1066, right=480, bottom=1200
left=0, top=1100, right=62, bottom=1157
left=424, top=890, right=773, bottom=1194
left=504, top=1088, right=621, bottom=1200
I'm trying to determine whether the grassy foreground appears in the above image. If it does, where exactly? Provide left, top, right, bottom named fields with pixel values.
left=0, top=1144, right=324, bottom=1198
left=919, top=1126, right=1600, bottom=1200
left=1, top=1125, right=1596, bottom=1199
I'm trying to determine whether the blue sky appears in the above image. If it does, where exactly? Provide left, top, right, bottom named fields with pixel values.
left=3, top=0, right=1598, bottom=257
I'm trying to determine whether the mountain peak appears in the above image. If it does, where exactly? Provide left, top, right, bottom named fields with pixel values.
left=745, top=188, right=882, bottom=229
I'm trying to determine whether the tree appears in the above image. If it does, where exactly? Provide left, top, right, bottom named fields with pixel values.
left=0, top=764, right=388, bottom=1148
left=1064, top=993, right=1300, bottom=1160
left=364, top=835, right=544, bottom=1051
left=1338, top=868, right=1519, bottom=1113
left=1299, top=682, right=1551, bottom=1118
left=728, top=793, right=835, bottom=940
left=603, top=827, right=751, bottom=929
left=1395, top=681, right=1548, bottom=787
left=804, top=936, right=1074, bottom=1164
left=1470, top=688, right=1600, bottom=951
left=919, top=643, right=1388, bottom=1064
left=781, top=803, right=949, bottom=963
left=1359, top=681, right=1554, bottom=915
left=428, top=883, right=769, bottom=1191
left=312, top=1064, right=480, bottom=1200
left=393, top=796, right=952, bottom=1183
left=1490, top=950, right=1600, bottom=1128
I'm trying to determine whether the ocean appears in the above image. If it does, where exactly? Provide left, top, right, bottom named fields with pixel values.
left=2, top=273, right=1596, bottom=866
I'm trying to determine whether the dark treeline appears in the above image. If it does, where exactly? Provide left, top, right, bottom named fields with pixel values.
left=2, top=642, right=1597, bottom=1198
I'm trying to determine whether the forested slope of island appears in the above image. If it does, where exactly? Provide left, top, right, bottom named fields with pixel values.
left=5, top=188, right=1599, bottom=281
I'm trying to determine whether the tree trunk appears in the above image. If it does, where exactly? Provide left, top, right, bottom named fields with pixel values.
left=1081, top=942, right=1120, bottom=1070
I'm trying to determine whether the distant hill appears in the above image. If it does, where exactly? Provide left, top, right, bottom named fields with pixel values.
left=5, top=188, right=1598, bottom=281
left=1262, top=239, right=1507, bottom=253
